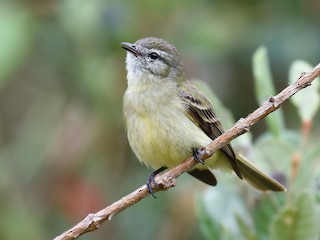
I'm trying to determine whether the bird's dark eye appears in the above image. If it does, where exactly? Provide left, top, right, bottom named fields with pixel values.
left=149, top=52, right=159, bottom=60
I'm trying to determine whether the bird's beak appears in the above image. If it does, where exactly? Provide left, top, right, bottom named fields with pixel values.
left=120, top=42, right=141, bottom=57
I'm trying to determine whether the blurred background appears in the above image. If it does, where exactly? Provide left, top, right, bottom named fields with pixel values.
left=0, top=0, right=319, bottom=239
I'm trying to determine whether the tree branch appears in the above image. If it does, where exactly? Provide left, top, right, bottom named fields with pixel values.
left=54, top=63, right=320, bottom=240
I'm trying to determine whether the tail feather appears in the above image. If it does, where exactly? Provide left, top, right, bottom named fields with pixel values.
left=236, top=154, right=286, bottom=192
left=188, top=169, right=217, bottom=186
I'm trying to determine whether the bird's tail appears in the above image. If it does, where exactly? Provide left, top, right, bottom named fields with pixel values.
left=236, top=153, right=286, bottom=192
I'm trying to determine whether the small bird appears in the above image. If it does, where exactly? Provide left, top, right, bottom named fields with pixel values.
left=121, top=37, right=286, bottom=195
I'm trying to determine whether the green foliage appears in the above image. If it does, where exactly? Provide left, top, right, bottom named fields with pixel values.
left=197, top=195, right=221, bottom=240
left=289, top=60, right=320, bottom=122
left=0, top=1, right=319, bottom=239
left=198, top=49, right=320, bottom=240
left=270, top=192, right=318, bottom=240
left=252, top=46, right=285, bottom=136
left=0, top=3, right=34, bottom=88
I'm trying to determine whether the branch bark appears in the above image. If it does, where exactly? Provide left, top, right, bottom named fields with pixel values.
left=54, top=63, right=320, bottom=240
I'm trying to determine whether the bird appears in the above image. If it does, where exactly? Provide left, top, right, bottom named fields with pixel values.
left=121, top=37, right=286, bottom=196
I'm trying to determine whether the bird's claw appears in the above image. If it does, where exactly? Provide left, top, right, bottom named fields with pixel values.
left=146, top=166, right=167, bottom=198
left=193, top=147, right=206, bottom=165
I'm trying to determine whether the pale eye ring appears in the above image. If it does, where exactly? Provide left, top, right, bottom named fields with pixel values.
left=149, top=52, right=159, bottom=60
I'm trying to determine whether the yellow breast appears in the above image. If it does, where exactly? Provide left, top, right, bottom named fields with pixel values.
left=126, top=107, right=214, bottom=170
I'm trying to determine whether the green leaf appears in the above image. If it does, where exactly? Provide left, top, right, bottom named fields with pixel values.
left=253, top=131, right=298, bottom=175
left=253, top=194, right=285, bottom=240
left=235, top=214, right=256, bottom=240
left=291, top=140, right=320, bottom=191
left=270, top=192, right=318, bottom=240
left=196, top=197, right=221, bottom=240
left=288, top=60, right=320, bottom=122
left=200, top=183, right=251, bottom=240
left=252, top=46, right=285, bottom=136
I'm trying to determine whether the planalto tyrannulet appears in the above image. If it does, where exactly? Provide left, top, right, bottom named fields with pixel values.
left=121, top=37, right=285, bottom=195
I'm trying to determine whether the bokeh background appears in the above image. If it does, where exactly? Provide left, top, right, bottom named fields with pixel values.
left=0, top=0, right=319, bottom=239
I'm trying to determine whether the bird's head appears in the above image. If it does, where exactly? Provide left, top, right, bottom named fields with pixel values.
left=121, top=37, right=185, bottom=85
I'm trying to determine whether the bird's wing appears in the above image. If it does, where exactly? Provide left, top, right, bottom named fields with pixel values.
left=178, top=81, right=242, bottom=178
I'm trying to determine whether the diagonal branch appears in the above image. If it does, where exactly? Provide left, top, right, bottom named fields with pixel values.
left=54, top=63, right=320, bottom=240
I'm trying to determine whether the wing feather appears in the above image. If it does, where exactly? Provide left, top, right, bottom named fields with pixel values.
left=178, top=82, right=242, bottom=179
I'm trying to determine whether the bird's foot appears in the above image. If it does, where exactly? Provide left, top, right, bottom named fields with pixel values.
left=193, top=147, right=206, bottom=165
left=146, top=166, right=167, bottom=198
